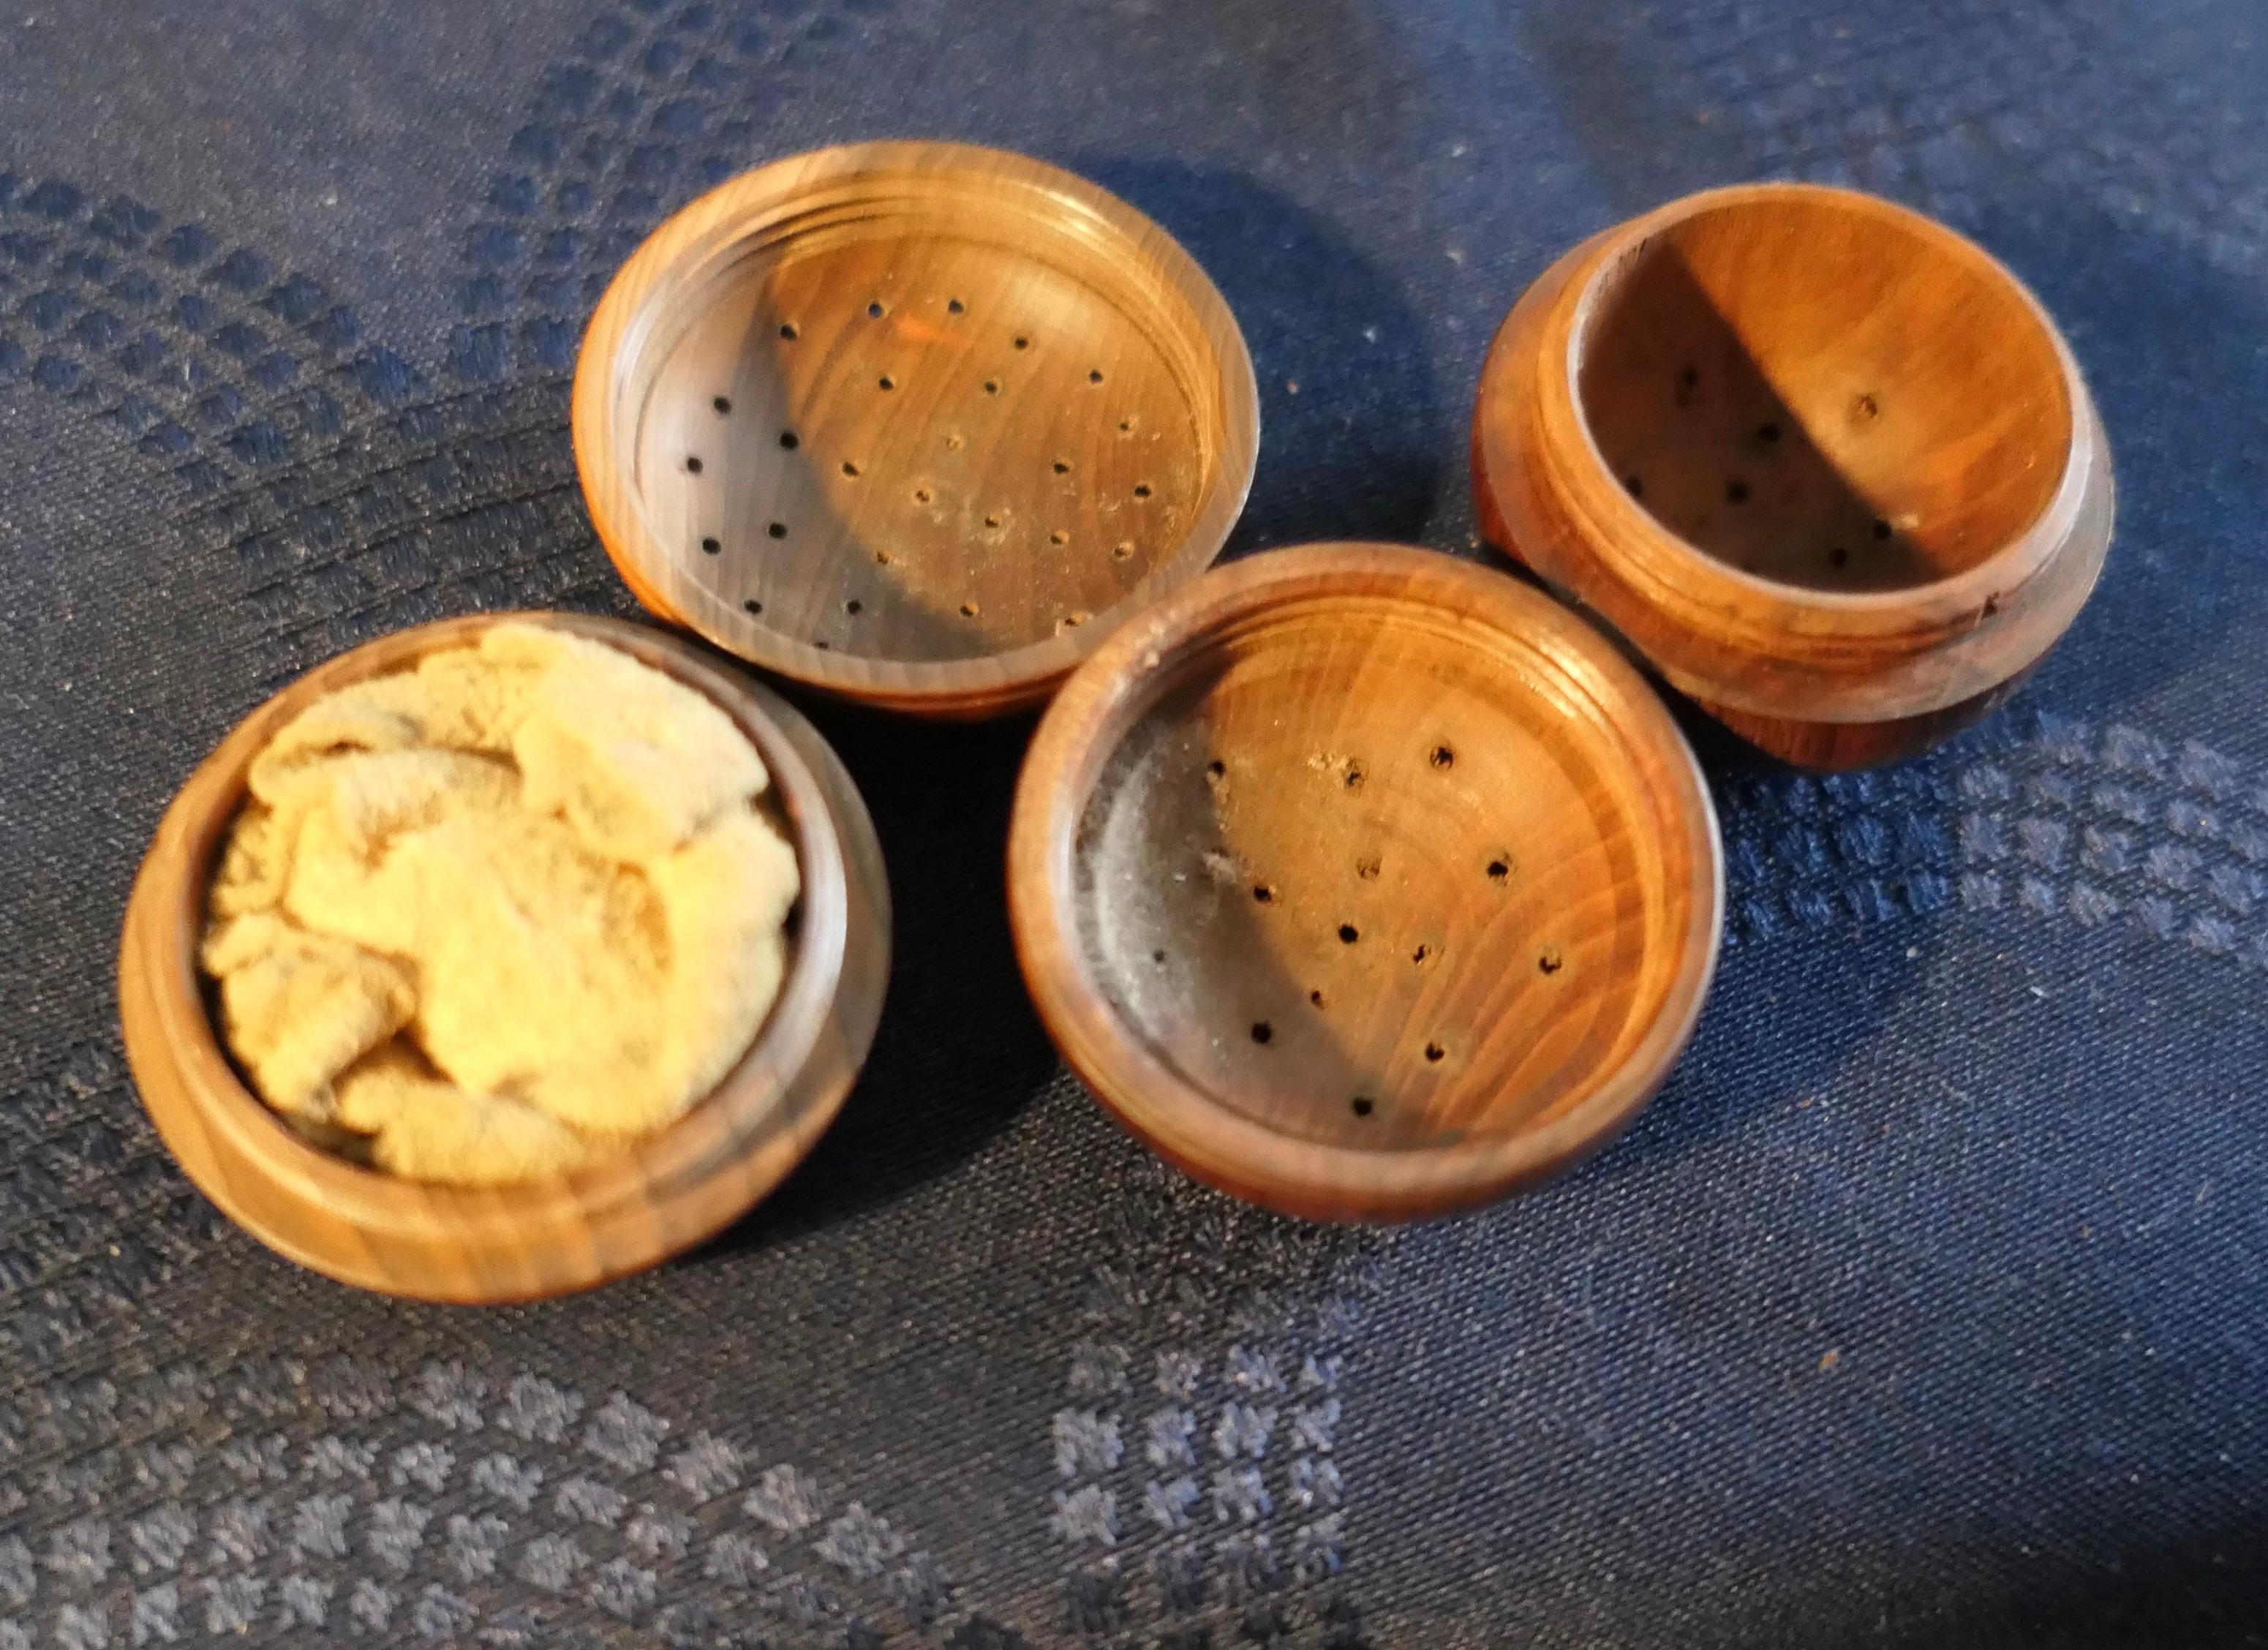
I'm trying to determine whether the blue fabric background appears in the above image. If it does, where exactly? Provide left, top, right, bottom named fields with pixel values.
left=1, top=2, right=2264, bottom=1645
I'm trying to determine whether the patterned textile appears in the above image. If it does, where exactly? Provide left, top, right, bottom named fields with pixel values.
left=2, top=1, right=2264, bottom=1643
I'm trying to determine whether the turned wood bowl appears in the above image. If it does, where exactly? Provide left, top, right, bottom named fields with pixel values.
left=1008, top=543, right=1723, bottom=1221
left=1473, top=183, right=2115, bottom=769
left=116, top=614, right=891, bottom=1303
left=574, top=140, right=1260, bottom=719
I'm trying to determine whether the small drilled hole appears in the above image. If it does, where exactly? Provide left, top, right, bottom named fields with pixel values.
left=983, top=379, right=1000, bottom=395
left=960, top=602, right=979, bottom=618
left=712, top=395, right=732, bottom=414
left=984, top=513, right=1003, bottom=530
left=814, top=640, right=831, bottom=651
left=873, top=550, right=892, bottom=565
left=767, top=521, right=787, bottom=540
left=1308, top=990, right=1325, bottom=1008
left=1134, top=482, right=1153, bottom=499
left=700, top=536, right=720, bottom=554
left=1205, top=760, right=1227, bottom=783
left=842, top=460, right=860, bottom=477
left=913, top=486, right=934, bottom=504
left=867, top=300, right=885, bottom=319
left=1350, top=1096, right=1374, bottom=1118
left=742, top=598, right=763, bottom=615
left=1050, top=530, right=1069, bottom=546
left=1152, top=949, right=1167, bottom=964
left=1252, top=884, right=1276, bottom=904
left=1424, top=1042, right=1445, bottom=1063
left=1013, top=335, right=1030, bottom=350
left=1872, top=518, right=1893, bottom=540
left=1052, top=459, right=1071, bottom=474
left=1679, top=364, right=1699, bottom=389
left=1112, top=540, right=1134, bottom=560
left=685, top=456, right=703, bottom=474
left=1430, top=745, right=1454, bottom=769
left=1088, top=369, right=1104, bottom=384
left=1828, top=547, right=1850, bottom=568
left=1725, top=480, right=1749, bottom=505
left=1355, top=858, right=1380, bottom=881
left=1624, top=474, right=1644, bottom=498
left=878, top=374, right=897, bottom=391
left=1854, top=392, right=1880, bottom=421
left=1757, top=421, right=1781, bottom=443
left=845, top=599, right=862, bottom=616
left=946, top=297, right=965, bottom=314
left=1486, top=859, right=1510, bottom=882
left=1344, top=763, right=1365, bottom=791
left=1250, top=1022, right=1273, bottom=1045
left=778, top=430, right=799, bottom=451
left=1338, top=924, right=1359, bottom=944
left=1539, top=948, right=1564, bottom=976
left=1118, top=418, right=1134, bottom=433
left=778, top=322, right=798, bottom=340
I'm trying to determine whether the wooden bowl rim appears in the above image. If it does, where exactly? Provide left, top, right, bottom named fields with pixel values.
left=1007, top=543, right=1725, bottom=1219
left=571, top=139, right=1261, bottom=716
left=1564, top=184, right=2096, bottom=614
left=117, top=612, right=863, bottom=1297
left=1478, top=180, right=2114, bottom=720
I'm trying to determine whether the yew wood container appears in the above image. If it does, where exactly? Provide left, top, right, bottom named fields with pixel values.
left=1473, top=183, right=2114, bottom=770
left=117, top=614, right=891, bottom=1303
left=1009, top=543, right=1723, bottom=1222
left=573, top=140, right=1259, bottom=719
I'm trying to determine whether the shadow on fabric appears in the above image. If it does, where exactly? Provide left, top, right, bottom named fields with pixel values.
left=701, top=695, right=1060, bottom=1253
left=1874, top=1521, right=2268, bottom=1649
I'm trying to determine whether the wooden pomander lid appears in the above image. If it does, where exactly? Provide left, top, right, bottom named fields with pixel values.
left=574, top=142, right=1260, bottom=718
left=1473, top=184, right=2114, bottom=769
left=1008, top=544, right=1723, bottom=1221
left=117, top=614, right=891, bottom=1302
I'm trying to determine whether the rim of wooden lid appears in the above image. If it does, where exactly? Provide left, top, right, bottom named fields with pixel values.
left=572, top=140, right=1261, bottom=717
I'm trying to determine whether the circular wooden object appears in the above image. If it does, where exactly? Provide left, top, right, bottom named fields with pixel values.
left=1008, top=544, right=1724, bottom=1222
left=1472, top=183, right=2115, bottom=770
left=116, top=614, right=892, bottom=1303
left=573, top=141, right=1261, bottom=719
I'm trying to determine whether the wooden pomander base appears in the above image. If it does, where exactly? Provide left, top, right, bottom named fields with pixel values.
left=1473, top=183, right=2114, bottom=770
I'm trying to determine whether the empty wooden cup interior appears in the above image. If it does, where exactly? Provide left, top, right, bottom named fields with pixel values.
left=1473, top=183, right=2114, bottom=769
left=574, top=141, right=1259, bottom=718
left=1009, top=545, right=1723, bottom=1221
left=116, top=614, right=890, bottom=1303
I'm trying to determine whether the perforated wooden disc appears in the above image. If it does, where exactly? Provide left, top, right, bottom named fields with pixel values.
left=1010, top=545, right=1725, bottom=1222
left=573, top=143, right=1259, bottom=717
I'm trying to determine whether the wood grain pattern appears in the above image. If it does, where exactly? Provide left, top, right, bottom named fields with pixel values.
left=1008, top=544, right=1723, bottom=1222
left=1472, top=183, right=2115, bottom=770
left=116, top=613, right=891, bottom=1303
left=573, top=141, right=1260, bottom=719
